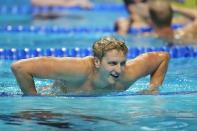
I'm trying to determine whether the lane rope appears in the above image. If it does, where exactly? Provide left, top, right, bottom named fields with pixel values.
left=0, top=24, right=184, bottom=34
left=0, top=46, right=196, bottom=60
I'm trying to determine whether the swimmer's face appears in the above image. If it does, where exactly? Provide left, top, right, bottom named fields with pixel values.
left=95, top=49, right=127, bottom=84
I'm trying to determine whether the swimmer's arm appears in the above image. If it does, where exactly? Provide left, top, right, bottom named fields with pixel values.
left=172, top=6, right=197, bottom=40
left=31, top=0, right=92, bottom=9
left=172, top=5, right=197, bottom=20
left=32, top=0, right=77, bottom=6
left=11, top=57, right=89, bottom=95
left=180, top=19, right=197, bottom=34
left=126, top=52, right=170, bottom=94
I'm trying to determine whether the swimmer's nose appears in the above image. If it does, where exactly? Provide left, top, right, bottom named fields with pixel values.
left=114, top=64, right=122, bottom=74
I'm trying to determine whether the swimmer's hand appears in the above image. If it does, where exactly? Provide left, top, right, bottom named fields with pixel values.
left=138, top=88, right=159, bottom=95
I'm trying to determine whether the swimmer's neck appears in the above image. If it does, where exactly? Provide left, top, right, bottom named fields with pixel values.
left=92, top=69, right=113, bottom=89
left=154, top=26, right=174, bottom=41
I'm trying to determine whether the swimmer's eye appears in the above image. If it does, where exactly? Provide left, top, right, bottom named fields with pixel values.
left=108, top=61, right=118, bottom=66
left=120, top=61, right=126, bottom=66
left=108, top=61, right=126, bottom=66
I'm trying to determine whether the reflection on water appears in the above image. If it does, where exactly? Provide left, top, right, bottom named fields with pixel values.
left=0, top=109, right=123, bottom=129
left=0, top=99, right=197, bottom=130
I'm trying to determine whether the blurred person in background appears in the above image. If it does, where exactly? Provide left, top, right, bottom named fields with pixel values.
left=31, top=0, right=93, bottom=19
left=114, top=0, right=149, bottom=35
left=148, top=0, right=197, bottom=44
left=32, top=0, right=92, bottom=9
left=115, top=0, right=197, bottom=45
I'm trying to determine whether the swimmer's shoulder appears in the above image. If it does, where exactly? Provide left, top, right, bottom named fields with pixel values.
left=174, top=28, right=197, bottom=44
left=83, top=56, right=94, bottom=60
left=60, top=56, right=94, bottom=68
left=77, top=56, right=95, bottom=75
left=83, top=56, right=95, bottom=70
left=81, top=56, right=94, bottom=65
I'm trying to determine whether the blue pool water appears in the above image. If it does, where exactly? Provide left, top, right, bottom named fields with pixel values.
left=0, top=1, right=197, bottom=130
left=0, top=10, right=127, bottom=27
left=0, top=95, right=196, bottom=130
left=0, top=32, right=167, bottom=49
left=0, top=54, right=197, bottom=130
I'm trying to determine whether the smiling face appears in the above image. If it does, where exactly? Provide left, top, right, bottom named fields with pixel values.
left=95, top=49, right=127, bottom=84
left=92, top=36, right=128, bottom=85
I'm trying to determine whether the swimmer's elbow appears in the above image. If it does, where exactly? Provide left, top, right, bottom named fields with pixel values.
left=159, top=52, right=170, bottom=62
left=11, top=62, right=19, bottom=74
left=11, top=61, right=26, bottom=75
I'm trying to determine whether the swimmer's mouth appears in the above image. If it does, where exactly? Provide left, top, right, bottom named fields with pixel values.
left=110, top=73, right=120, bottom=79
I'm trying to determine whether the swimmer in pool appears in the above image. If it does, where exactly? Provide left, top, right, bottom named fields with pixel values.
left=115, top=0, right=149, bottom=35
left=11, top=36, right=170, bottom=96
left=31, top=0, right=93, bottom=19
left=115, top=0, right=197, bottom=44
left=31, top=0, right=92, bottom=9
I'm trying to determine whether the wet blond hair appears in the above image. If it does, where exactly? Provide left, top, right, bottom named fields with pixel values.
left=92, top=36, right=128, bottom=60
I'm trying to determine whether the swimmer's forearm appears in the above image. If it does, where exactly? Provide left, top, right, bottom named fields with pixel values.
left=173, top=6, right=197, bottom=20
left=32, top=0, right=71, bottom=6
left=32, top=0, right=87, bottom=7
left=11, top=63, right=37, bottom=95
left=149, top=53, right=170, bottom=91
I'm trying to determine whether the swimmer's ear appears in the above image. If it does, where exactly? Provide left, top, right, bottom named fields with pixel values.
left=94, top=57, right=101, bottom=68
